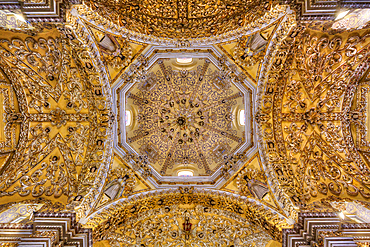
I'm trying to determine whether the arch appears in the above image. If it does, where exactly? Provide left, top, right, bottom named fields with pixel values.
left=84, top=188, right=291, bottom=243
left=255, top=25, right=370, bottom=219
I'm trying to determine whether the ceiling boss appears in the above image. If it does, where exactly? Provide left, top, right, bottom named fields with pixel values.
left=124, top=57, right=248, bottom=177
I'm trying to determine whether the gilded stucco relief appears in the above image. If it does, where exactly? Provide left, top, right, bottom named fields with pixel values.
left=256, top=27, right=370, bottom=209
left=0, top=1, right=369, bottom=246
left=0, top=27, right=115, bottom=219
left=83, top=0, right=272, bottom=39
left=88, top=188, right=290, bottom=246
left=96, top=205, right=272, bottom=247
left=125, top=58, right=246, bottom=176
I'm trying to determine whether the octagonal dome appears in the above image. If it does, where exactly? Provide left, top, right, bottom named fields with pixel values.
left=114, top=47, right=255, bottom=187
left=127, top=59, right=245, bottom=176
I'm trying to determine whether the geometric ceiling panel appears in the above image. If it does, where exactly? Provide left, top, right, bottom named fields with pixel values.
left=0, top=0, right=76, bottom=23
left=282, top=0, right=370, bottom=20
left=126, top=59, right=245, bottom=176
left=115, top=47, right=256, bottom=188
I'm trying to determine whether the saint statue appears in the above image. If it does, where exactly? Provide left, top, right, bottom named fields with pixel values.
left=103, top=174, right=129, bottom=200
left=238, top=169, right=269, bottom=200
left=245, top=176, right=269, bottom=200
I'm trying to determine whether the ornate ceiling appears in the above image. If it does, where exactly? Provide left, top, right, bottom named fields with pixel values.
left=0, top=27, right=113, bottom=206
left=88, top=188, right=289, bottom=246
left=126, top=58, right=246, bottom=176
left=119, top=54, right=254, bottom=186
left=0, top=1, right=370, bottom=247
left=83, top=0, right=269, bottom=39
left=256, top=27, right=370, bottom=208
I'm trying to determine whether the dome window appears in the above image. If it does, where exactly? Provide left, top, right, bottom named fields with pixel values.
left=176, top=58, right=193, bottom=64
left=125, top=110, right=132, bottom=126
left=239, top=109, right=245, bottom=126
left=178, top=170, right=194, bottom=177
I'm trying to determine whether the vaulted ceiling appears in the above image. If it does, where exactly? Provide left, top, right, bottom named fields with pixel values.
left=0, top=1, right=370, bottom=247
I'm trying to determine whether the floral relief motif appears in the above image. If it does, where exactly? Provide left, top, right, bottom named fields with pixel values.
left=104, top=205, right=271, bottom=247
left=125, top=59, right=245, bottom=176
left=89, top=188, right=289, bottom=243
left=256, top=26, right=370, bottom=207
left=84, top=0, right=270, bottom=39
left=0, top=26, right=114, bottom=217
left=2, top=2, right=370, bottom=245
left=0, top=82, right=18, bottom=153
left=68, top=3, right=287, bottom=46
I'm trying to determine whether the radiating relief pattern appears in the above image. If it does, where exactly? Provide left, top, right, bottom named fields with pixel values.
left=104, top=205, right=271, bottom=247
left=256, top=27, right=370, bottom=206
left=89, top=188, right=288, bottom=243
left=83, top=0, right=272, bottom=39
left=0, top=27, right=114, bottom=211
left=126, top=59, right=245, bottom=175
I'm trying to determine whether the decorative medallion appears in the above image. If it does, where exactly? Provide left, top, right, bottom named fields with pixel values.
left=125, top=58, right=247, bottom=176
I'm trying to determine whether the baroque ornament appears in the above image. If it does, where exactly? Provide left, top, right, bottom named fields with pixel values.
left=256, top=26, right=370, bottom=207
left=125, top=59, right=245, bottom=176
left=95, top=33, right=133, bottom=69
left=237, top=168, right=269, bottom=200
left=87, top=188, right=290, bottom=243
left=83, top=0, right=271, bottom=39
left=220, top=153, right=246, bottom=179
left=2, top=1, right=370, bottom=246
left=0, top=25, right=114, bottom=219
left=67, top=3, right=289, bottom=46
left=234, top=31, right=269, bottom=68
left=124, top=153, right=152, bottom=179
left=102, top=167, right=136, bottom=200
left=103, top=205, right=272, bottom=247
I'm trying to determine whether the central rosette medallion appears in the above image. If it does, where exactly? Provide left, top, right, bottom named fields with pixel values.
left=125, top=58, right=246, bottom=176
left=160, top=100, right=206, bottom=145
left=176, top=117, right=186, bottom=126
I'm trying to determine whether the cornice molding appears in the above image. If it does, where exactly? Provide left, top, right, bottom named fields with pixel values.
left=0, top=212, right=92, bottom=247
left=283, top=212, right=370, bottom=247
left=280, top=0, right=370, bottom=20
left=0, top=0, right=81, bottom=22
